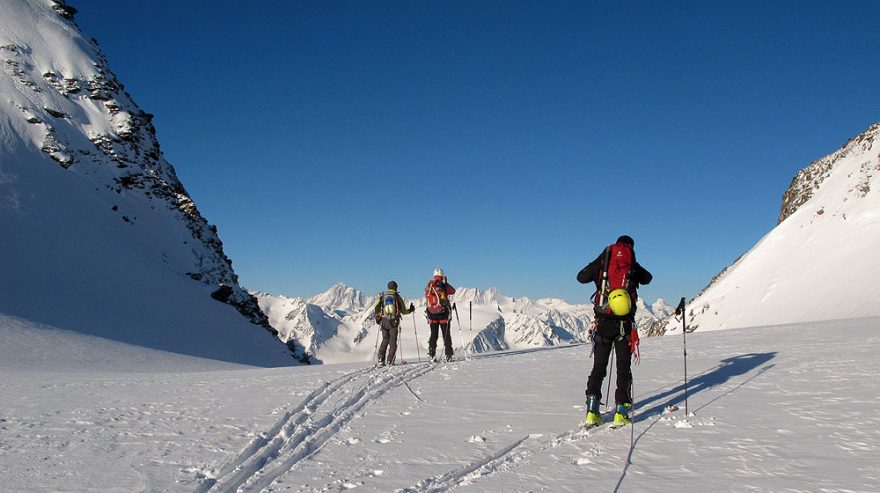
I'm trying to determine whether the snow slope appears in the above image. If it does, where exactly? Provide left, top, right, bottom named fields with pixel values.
left=256, top=285, right=669, bottom=364
left=0, top=0, right=293, bottom=365
left=3, top=312, right=878, bottom=492
left=654, top=123, right=880, bottom=334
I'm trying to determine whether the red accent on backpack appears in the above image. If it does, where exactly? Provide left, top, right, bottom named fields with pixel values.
left=629, top=326, right=641, bottom=364
left=593, top=242, right=636, bottom=313
left=606, top=242, right=633, bottom=290
left=425, top=279, right=450, bottom=315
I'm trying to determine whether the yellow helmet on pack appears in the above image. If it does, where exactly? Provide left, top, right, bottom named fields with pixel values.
left=608, top=289, right=632, bottom=316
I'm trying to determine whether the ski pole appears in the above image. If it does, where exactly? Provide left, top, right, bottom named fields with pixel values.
left=605, top=347, right=615, bottom=412
left=371, top=319, right=381, bottom=368
left=453, top=303, right=469, bottom=361
left=675, top=297, right=689, bottom=415
left=393, top=322, right=402, bottom=365
left=469, top=301, right=472, bottom=332
left=412, top=312, right=422, bottom=363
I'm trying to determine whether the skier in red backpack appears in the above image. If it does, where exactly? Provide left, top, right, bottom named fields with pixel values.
left=425, top=267, right=456, bottom=362
left=577, top=235, right=652, bottom=428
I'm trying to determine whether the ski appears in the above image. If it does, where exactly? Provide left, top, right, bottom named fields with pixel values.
left=581, top=419, right=610, bottom=432
left=582, top=419, right=631, bottom=431
left=582, top=411, right=612, bottom=431
left=372, top=359, right=409, bottom=370
left=582, top=408, right=633, bottom=430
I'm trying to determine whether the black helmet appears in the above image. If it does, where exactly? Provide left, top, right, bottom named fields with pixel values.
left=387, top=280, right=398, bottom=290
left=616, top=235, right=634, bottom=247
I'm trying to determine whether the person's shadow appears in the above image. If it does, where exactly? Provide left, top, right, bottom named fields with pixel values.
left=635, top=352, right=777, bottom=421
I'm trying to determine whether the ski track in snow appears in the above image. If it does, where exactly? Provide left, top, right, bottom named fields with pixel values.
left=196, top=363, right=437, bottom=493
left=397, top=358, right=766, bottom=492
left=6, top=319, right=880, bottom=492
left=397, top=424, right=620, bottom=493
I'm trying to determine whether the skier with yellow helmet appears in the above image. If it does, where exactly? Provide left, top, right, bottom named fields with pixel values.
left=576, top=235, right=652, bottom=428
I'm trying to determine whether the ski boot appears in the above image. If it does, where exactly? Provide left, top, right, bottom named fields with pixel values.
left=612, top=403, right=633, bottom=428
left=584, top=395, right=603, bottom=428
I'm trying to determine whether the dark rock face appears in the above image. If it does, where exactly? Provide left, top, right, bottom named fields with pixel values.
left=1, top=0, right=294, bottom=356
left=50, top=1, right=78, bottom=20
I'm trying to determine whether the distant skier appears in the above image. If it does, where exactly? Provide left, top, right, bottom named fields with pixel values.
left=425, top=268, right=456, bottom=362
left=577, top=235, right=652, bottom=428
left=373, top=281, right=414, bottom=366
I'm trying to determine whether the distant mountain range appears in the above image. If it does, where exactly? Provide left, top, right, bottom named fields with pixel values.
left=255, top=284, right=671, bottom=364
left=260, top=122, right=880, bottom=361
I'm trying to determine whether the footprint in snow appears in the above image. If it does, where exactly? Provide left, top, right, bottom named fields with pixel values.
left=467, top=435, right=486, bottom=443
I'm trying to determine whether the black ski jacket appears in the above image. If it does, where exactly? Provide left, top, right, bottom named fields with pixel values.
left=577, top=248, right=652, bottom=319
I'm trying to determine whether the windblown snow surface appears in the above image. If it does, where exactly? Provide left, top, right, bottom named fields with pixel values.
left=3, top=313, right=878, bottom=492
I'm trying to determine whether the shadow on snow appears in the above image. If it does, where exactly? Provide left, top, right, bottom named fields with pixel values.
left=635, top=352, right=777, bottom=421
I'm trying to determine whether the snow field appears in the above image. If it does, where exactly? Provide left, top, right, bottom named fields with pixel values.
left=3, top=316, right=879, bottom=492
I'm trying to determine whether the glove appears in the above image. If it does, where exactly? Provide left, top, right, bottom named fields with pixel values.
left=409, top=303, right=415, bottom=311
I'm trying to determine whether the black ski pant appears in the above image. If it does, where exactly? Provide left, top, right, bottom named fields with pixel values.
left=428, top=318, right=453, bottom=359
left=378, top=319, right=400, bottom=365
left=586, top=332, right=633, bottom=405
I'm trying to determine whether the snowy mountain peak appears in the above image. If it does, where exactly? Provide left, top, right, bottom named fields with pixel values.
left=650, top=122, right=880, bottom=335
left=0, top=0, right=294, bottom=365
left=779, top=123, right=880, bottom=224
left=651, top=299, right=673, bottom=318
left=307, top=283, right=367, bottom=312
left=451, top=287, right=509, bottom=305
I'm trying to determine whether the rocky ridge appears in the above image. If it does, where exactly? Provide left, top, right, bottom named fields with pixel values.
left=0, top=1, right=272, bottom=331
left=647, top=122, right=880, bottom=336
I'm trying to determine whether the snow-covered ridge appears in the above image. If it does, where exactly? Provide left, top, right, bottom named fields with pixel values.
left=778, top=123, right=879, bottom=223
left=307, top=283, right=368, bottom=313
left=649, top=122, right=880, bottom=335
left=255, top=284, right=669, bottom=364
left=0, top=0, right=294, bottom=365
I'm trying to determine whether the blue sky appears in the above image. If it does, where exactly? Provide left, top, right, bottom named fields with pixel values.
left=76, top=1, right=880, bottom=304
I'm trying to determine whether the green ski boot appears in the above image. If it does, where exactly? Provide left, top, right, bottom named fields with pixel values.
left=611, top=403, right=633, bottom=428
left=585, top=395, right=603, bottom=428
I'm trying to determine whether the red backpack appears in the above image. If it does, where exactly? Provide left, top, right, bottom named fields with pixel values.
left=594, top=242, right=636, bottom=315
left=425, top=279, right=450, bottom=315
